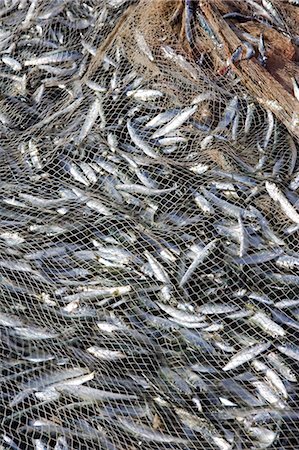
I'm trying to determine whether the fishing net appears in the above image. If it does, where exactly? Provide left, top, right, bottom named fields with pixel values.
left=0, top=0, right=299, bottom=449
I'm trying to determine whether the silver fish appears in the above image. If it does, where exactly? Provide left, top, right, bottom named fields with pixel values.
left=223, top=342, right=271, bottom=371
left=151, top=105, right=198, bottom=139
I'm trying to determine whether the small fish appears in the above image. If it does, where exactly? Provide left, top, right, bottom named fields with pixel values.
left=251, top=359, right=288, bottom=399
left=288, top=135, right=297, bottom=175
left=246, top=426, right=277, bottom=448
left=145, top=109, right=179, bottom=128
left=263, top=109, right=274, bottom=149
left=242, top=41, right=255, bottom=59
left=261, top=0, right=284, bottom=27
left=185, top=0, right=196, bottom=45
left=277, top=344, right=299, bottom=363
left=63, top=285, right=131, bottom=303
left=115, top=183, right=176, bottom=196
left=76, top=98, right=103, bottom=144
left=85, top=80, right=107, bottom=93
left=258, top=34, right=267, bottom=66
left=223, top=12, right=253, bottom=21
left=2, top=56, right=22, bottom=71
left=22, top=0, right=38, bottom=28
left=250, top=205, right=285, bottom=245
left=22, top=368, right=91, bottom=391
left=191, top=91, right=214, bottom=105
left=24, top=51, right=81, bottom=66
left=69, top=163, right=90, bottom=186
left=249, top=311, right=285, bottom=337
left=127, top=89, right=163, bottom=101
left=194, top=192, right=215, bottom=214
left=232, top=249, right=282, bottom=266
left=0, top=231, right=25, bottom=246
left=135, top=30, right=154, bottom=61
left=155, top=302, right=204, bottom=324
left=3, top=435, right=22, bottom=450
left=144, top=251, right=170, bottom=284
left=117, top=417, right=188, bottom=443
left=276, top=254, right=299, bottom=269
left=151, top=105, right=198, bottom=139
left=266, top=181, right=299, bottom=224
left=252, top=380, right=285, bottom=407
left=161, top=45, right=198, bottom=79
left=175, top=408, right=232, bottom=450
left=204, top=189, right=254, bottom=219
left=244, top=103, right=255, bottom=134
left=180, top=239, right=218, bottom=287
left=79, top=162, right=98, bottom=184
left=33, top=439, right=50, bottom=450
left=221, top=379, right=262, bottom=407
left=266, top=351, right=297, bottom=382
left=230, top=46, right=243, bottom=64
left=33, top=98, right=83, bottom=130
left=53, top=437, right=69, bottom=450
left=56, top=385, right=138, bottom=401
left=198, top=303, right=237, bottom=315
left=238, top=214, right=247, bottom=257
left=232, top=112, right=240, bottom=140
left=87, top=347, right=126, bottom=360
left=127, top=120, right=159, bottom=158
left=248, top=292, right=273, bottom=305
left=217, top=96, right=239, bottom=129
left=223, top=342, right=271, bottom=371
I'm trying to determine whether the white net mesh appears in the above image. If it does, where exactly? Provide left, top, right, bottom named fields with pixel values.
left=0, top=0, right=299, bottom=449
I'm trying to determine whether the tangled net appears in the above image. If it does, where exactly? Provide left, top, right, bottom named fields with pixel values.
left=0, top=1, right=299, bottom=449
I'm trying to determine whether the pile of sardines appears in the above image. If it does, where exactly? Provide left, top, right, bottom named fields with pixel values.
left=0, top=1, right=299, bottom=449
